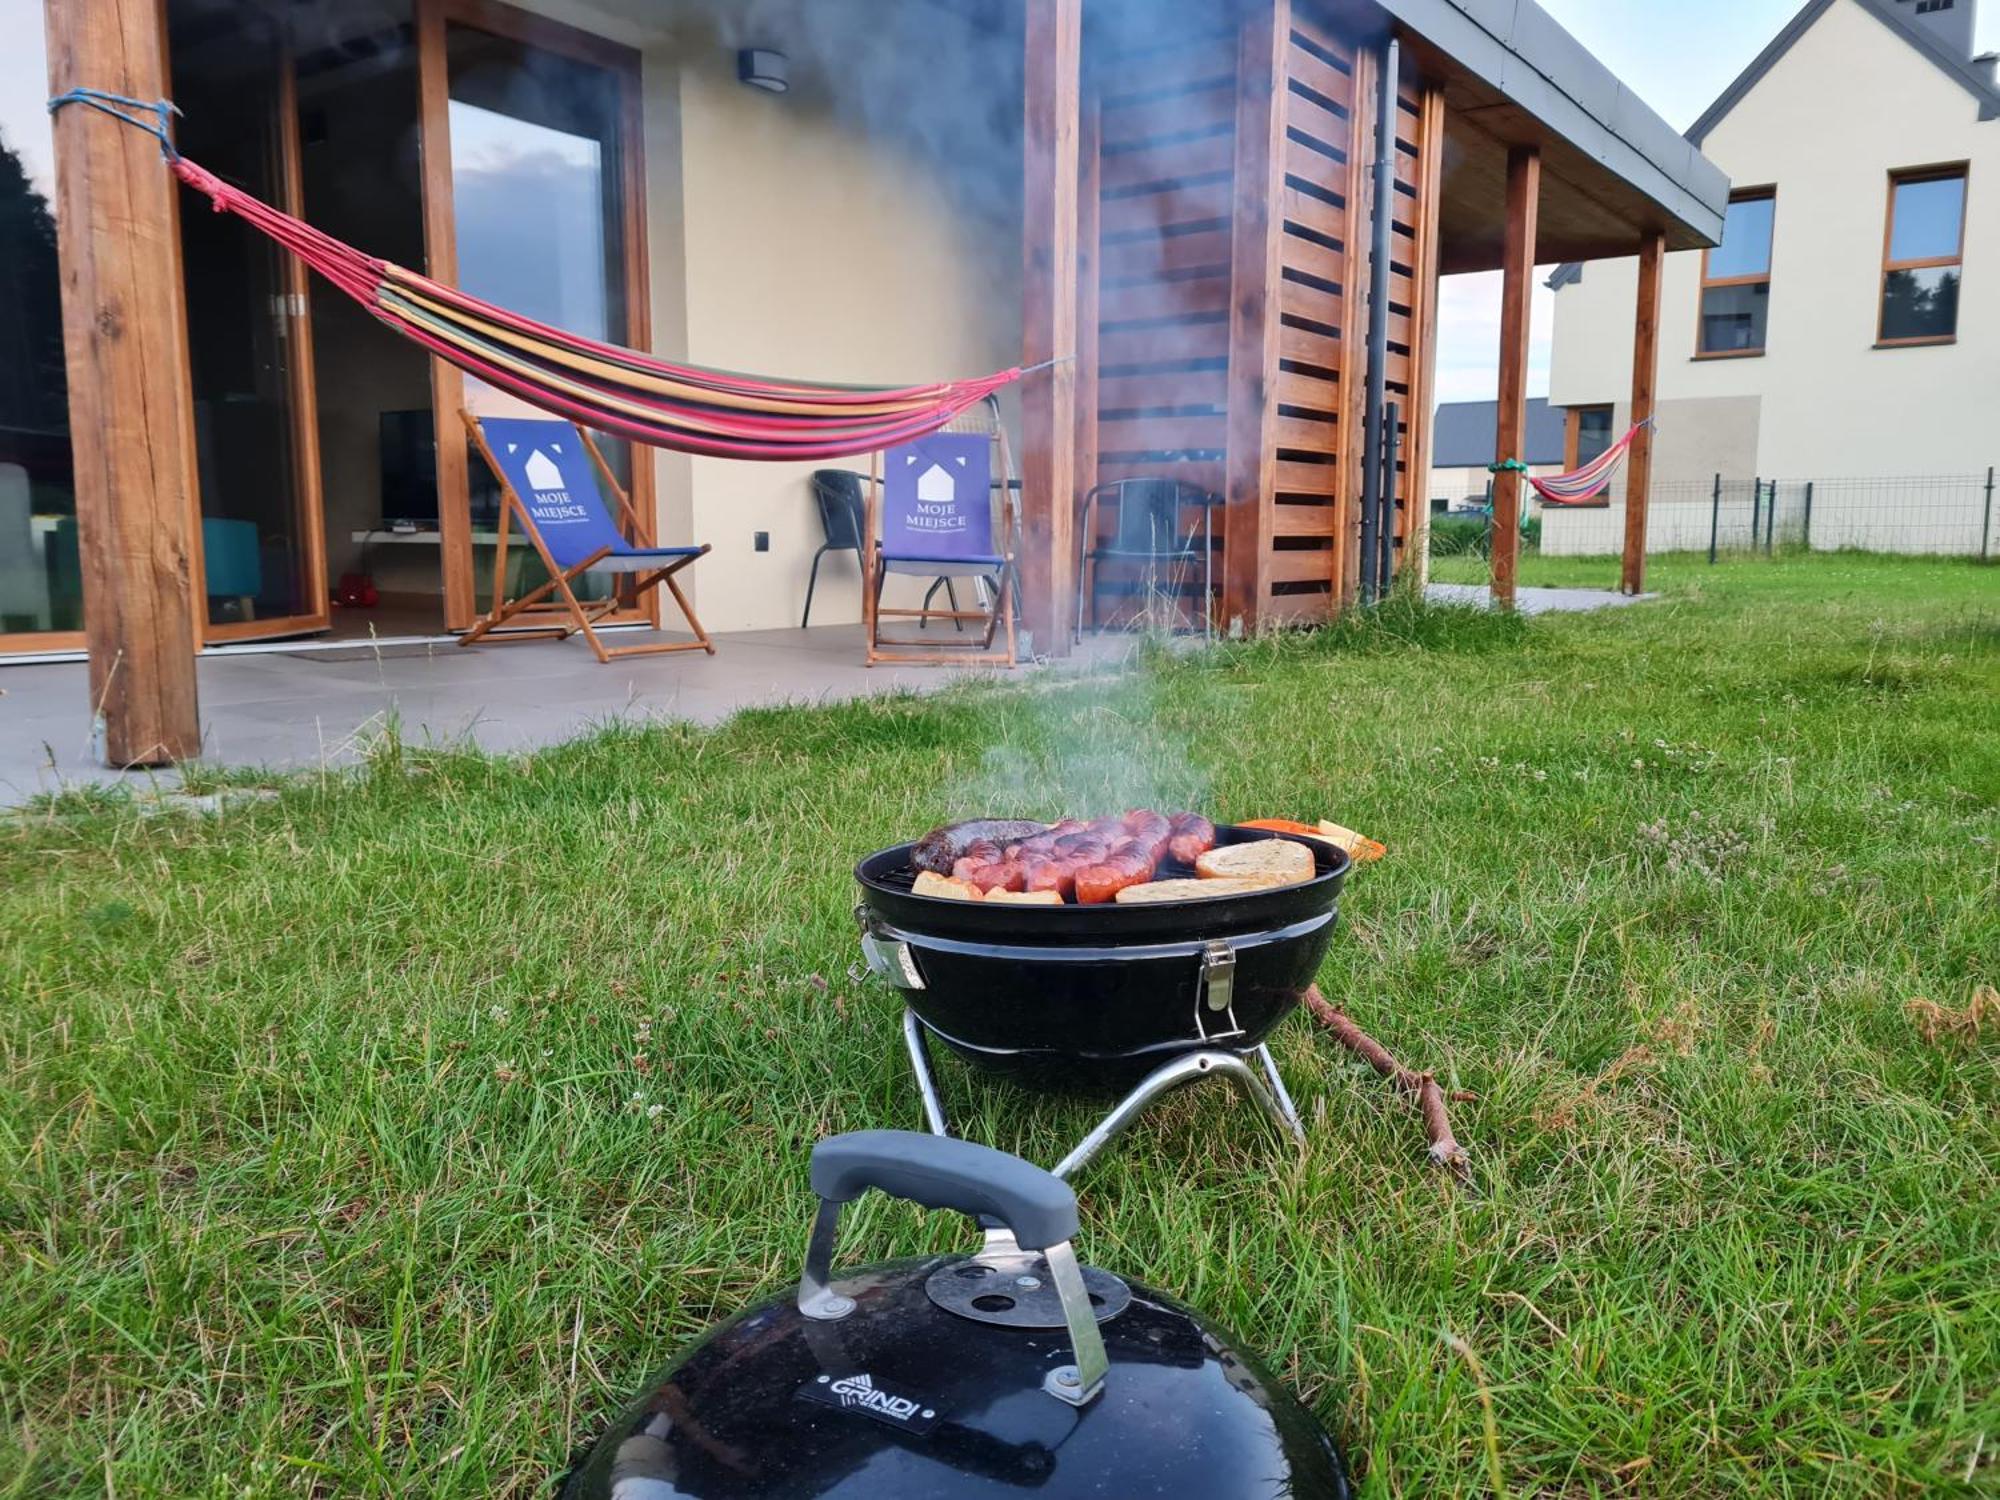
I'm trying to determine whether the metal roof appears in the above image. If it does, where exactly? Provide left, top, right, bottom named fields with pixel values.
left=1376, top=0, right=1731, bottom=244
left=1432, top=397, right=1567, bottom=468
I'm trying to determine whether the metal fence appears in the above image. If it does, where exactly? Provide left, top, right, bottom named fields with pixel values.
left=1535, top=470, right=1998, bottom=561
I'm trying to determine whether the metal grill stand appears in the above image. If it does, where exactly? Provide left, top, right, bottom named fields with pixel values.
left=900, top=1008, right=1306, bottom=1180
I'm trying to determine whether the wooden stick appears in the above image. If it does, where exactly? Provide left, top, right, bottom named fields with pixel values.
left=1302, top=984, right=1471, bottom=1175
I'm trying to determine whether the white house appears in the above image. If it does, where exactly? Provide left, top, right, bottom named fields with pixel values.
left=1543, top=0, right=2000, bottom=555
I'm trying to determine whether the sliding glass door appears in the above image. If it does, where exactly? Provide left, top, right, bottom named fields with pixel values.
left=170, top=2, right=329, bottom=642
left=418, top=0, right=650, bottom=631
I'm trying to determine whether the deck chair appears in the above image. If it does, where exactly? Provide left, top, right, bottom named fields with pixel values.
left=460, top=412, right=714, bottom=663
left=862, top=397, right=1018, bottom=668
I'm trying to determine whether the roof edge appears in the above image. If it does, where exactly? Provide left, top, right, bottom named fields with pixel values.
left=1687, top=0, right=2000, bottom=147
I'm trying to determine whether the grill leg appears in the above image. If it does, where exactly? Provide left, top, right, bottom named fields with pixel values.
left=1255, top=1043, right=1306, bottom=1141
left=902, top=1009, right=952, bottom=1137
left=1049, top=1048, right=1306, bottom=1181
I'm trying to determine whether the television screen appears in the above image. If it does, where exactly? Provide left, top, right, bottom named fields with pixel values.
left=378, top=409, right=501, bottom=527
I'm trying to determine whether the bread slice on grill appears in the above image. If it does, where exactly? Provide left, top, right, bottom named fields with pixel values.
left=1194, top=838, right=1315, bottom=886
left=913, top=870, right=984, bottom=901
left=1115, top=875, right=1288, bottom=903
left=984, top=888, right=1063, bottom=905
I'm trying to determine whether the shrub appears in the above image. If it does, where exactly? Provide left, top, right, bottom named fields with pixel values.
left=1429, top=515, right=1491, bottom=557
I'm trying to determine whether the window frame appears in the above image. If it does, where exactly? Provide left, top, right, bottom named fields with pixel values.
left=1563, top=404, right=1614, bottom=470
left=1693, top=187, right=1776, bottom=361
left=1876, top=163, right=1967, bottom=349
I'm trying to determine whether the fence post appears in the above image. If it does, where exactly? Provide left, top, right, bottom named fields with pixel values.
left=1750, top=475, right=1761, bottom=550
left=1802, top=481, right=1813, bottom=552
left=1983, top=466, right=1994, bottom=561
left=1765, top=481, right=1777, bottom=555
left=1708, top=472, right=1721, bottom=565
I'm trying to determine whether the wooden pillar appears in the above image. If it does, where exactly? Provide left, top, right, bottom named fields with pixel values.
left=1489, top=145, right=1540, bottom=611
left=1220, top=0, right=1287, bottom=635
left=1021, top=0, right=1081, bottom=656
left=45, top=0, right=203, bottom=765
left=1622, top=231, right=1665, bottom=595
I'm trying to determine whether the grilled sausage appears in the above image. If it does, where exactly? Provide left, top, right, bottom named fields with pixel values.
left=914, top=819, right=1051, bottom=875
left=1167, top=812, right=1217, bottom=866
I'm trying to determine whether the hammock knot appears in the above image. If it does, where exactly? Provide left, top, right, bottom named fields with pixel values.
left=1487, top=458, right=1529, bottom=474
left=48, top=88, right=181, bottom=160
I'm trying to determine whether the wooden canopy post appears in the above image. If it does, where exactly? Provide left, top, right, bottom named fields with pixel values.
left=1621, top=231, right=1665, bottom=594
left=1220, top=0, right=1287, bottom=636
left=1021, top=0, right=1082, bottom=657
left=1489, top=145, right=1539, bottom=612
left=45, top=0, right=203, bottom=765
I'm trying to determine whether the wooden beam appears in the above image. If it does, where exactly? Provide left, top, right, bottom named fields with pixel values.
left=1622, top=231, right=1665, bottom=595
left=1490, top=144, right=1540, bottom=612
left=45, top=0, right=202, bottom=765
left=1336, top=42, right=1377, bottom=612
left=1221, top=0, right=1288, bottom=635
left=1020, top=0, right=1081, bottom=656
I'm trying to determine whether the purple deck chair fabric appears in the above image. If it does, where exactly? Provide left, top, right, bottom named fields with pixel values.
left=878, top=432, right=1003, bottom=576
left=478, top=416, right=703, bottom=574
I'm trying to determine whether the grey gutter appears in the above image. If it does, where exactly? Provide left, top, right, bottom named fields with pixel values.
left=1373, top=0, right=1730, bottom=244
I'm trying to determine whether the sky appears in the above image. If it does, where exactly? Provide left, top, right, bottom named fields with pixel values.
left=1431, top=0, right=2000, bottom=408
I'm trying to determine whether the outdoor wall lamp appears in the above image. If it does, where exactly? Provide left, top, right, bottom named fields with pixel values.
left=737, top=48, right=789, bottom=94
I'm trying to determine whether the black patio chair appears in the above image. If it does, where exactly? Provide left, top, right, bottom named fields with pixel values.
left=1075, top=477, right=1220, bottom=637
left=804, top=468, right=959, bottom=629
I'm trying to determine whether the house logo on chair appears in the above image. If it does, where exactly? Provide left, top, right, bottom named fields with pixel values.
left=906, top=451, right=970, bottom=533
left=507, top=440, right=589, bottom=524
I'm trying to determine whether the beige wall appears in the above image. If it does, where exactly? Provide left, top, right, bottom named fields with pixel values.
left=1549, top=0, right=2000, bottom=496
left=495, top=0, right=1022, bottom=633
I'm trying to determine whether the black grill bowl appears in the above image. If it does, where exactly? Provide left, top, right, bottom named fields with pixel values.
left=855, top=828, right=1349, bottom=1091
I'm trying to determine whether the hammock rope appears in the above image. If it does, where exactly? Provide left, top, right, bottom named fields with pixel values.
left=49, top=92, right=1034, bottom=461
left=1489, top=419, right=1652, bottom=506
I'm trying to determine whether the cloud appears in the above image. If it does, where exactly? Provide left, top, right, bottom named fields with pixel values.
left=1432, top=270, right=1555, bottom=408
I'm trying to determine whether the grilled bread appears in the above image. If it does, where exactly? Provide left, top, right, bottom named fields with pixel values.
left=913, top=870, right=984, bottom=901
left=1114, top=875, right=1288, bottom=903
left=984, top=888, right=1063, bottom=905
left=1194, top=838, right=1314, bottom=886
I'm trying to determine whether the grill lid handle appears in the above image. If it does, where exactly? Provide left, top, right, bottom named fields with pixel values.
left=797, top=1132, right=1107, bottom=1405
left=810, top=1130, right=1078, bottom=1249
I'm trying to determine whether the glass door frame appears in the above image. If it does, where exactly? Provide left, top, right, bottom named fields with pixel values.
left=185, top=45, right=331, bottom=645
left=414, top=0, right=655, bottom=635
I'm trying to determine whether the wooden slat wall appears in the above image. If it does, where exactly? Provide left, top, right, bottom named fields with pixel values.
left=1080, top=0, right=1444, bottom=631
left=1266, top=8, right=1359, bottom=625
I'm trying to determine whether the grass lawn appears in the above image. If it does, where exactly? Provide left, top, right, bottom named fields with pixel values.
left=3, top=553, right=1995, bottom=1498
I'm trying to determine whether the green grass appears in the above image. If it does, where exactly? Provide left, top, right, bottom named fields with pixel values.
left=3, top=554, right=1996, bottom=1498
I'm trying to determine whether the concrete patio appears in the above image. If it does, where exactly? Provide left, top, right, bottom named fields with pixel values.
left=0, top=584, right=1654, bottom=807
left=0, top=623, right=1140, bottom=806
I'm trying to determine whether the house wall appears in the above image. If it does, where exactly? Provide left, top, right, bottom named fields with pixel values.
left=481, top=0, right=1022, bottom=633
left=1547, top=0, right=2000, bottom=551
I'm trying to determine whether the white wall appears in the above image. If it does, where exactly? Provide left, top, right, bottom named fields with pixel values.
left=1548, top=0, right=2000, bottom=500
left=493, top=0, right=1022, bottom=633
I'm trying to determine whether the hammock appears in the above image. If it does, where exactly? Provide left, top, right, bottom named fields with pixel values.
left=49, top=91, right=1031, bottom=460
left=1495, top=420, right=1652, bottom=507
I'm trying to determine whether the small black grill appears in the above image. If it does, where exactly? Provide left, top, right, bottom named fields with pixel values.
left=854, top=828, right=1350, bottom=1175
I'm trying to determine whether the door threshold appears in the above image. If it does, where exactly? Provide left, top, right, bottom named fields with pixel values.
left=0, top=622, right=655, bottom=669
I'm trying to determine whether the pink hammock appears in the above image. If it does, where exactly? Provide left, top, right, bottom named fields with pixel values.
left=1520, top=421, right=1652, bottom=506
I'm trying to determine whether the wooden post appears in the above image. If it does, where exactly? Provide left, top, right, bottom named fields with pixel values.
left=1021, top=0, right=1081, bottom=656
left=45, top=0, right=202, bottom=765
left=1621, top=231, right=1664, bottom=594
left=1489, top=145, right=1540, bottom=611
left=1220, top=0, right=1287, bottom=635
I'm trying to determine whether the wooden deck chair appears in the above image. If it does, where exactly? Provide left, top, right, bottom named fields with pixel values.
left=460, top=412, right=715, bottom=663
left=862, top=396, right=1019, bottom=668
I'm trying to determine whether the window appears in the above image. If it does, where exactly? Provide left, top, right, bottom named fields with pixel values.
left=1566, top=405, right=1614, bottom=469
left=1879, top=166, right=1966, bottom=345
left=1697, top=190, right=1775, bottom=356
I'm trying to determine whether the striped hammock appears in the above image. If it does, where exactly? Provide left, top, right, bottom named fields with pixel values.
left=1526, top=420, right=1651, bottom=506
left=169, top=156, right=1026, bottom=461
